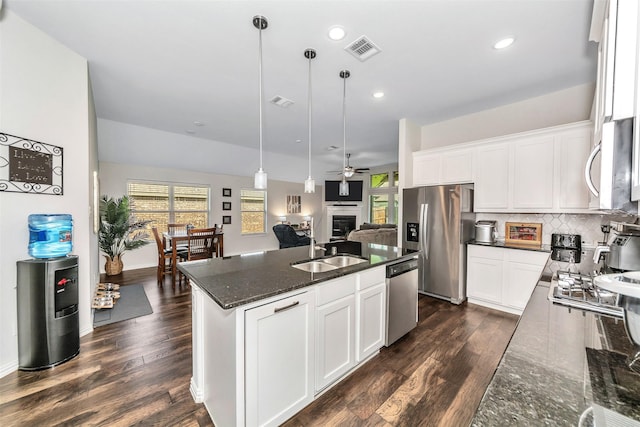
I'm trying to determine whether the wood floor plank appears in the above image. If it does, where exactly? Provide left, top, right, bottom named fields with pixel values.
left=0, top=267, right=518, bottom=426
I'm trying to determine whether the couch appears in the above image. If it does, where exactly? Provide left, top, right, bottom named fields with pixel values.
left=346, top=223, right=398, bottom=246
left=273, top=224, right=311, bottom=249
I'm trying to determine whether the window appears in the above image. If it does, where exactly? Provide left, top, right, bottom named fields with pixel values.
left=241, top=189, right=266, bottom=234
left=369, top=170, right=399, bottom=224
left=127, top=182, right=209, bottom=233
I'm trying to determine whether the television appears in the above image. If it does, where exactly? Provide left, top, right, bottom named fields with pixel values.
left=324, top=180, right=363, bottom=202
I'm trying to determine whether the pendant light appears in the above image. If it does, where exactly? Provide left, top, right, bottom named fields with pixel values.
left=339, top=70, right=351, bottom=196
left=253, top=15, right=268, bottom=189
left=304, top=48, right=316, bottom=193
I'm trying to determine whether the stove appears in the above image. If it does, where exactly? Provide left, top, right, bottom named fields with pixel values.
left=549, top=270, right=624, bottom=318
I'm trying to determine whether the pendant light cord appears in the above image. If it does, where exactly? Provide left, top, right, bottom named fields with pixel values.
left=308, top=54, right=312, bottom=177
left=258, top=23, right=264, bottom=170
left=342, top=73, right=347, bottom=170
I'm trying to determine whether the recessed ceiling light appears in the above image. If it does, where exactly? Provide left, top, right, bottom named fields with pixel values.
left=193, top=121, right=204, bottom=126
left=328, top=26, right=346, bottom=41
left=186, top=130, right=195, bottom=134
left=327, top=145, right=340, bottom=151
left=295, top=139, right=302, bottom=143
left=372, top=91, right=385, bottom=99
left=493, top=37, right=515, bottom=50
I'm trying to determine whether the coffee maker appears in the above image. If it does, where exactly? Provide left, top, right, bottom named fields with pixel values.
left=598, top=222, right=640, bottom=272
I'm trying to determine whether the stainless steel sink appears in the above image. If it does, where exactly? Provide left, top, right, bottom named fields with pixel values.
left=321, top=255, right=368, bottom=268
left=291, top=261, right=339, bottom=273
left=291, top=255, right=367, bottom=272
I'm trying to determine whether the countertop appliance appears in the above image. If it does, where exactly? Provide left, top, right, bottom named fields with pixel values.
left=385, top=256, right=419, bottom=346
left=403, top=184, right=475, bottom=304
left=475, top=220, right=496, bottom=244
left=609, top=232, right=640, bottom=271
left=551, top=233, right=582, bottom=263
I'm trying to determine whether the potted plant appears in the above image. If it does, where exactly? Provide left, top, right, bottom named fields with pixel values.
left=98, top=195, right=151, bottom=275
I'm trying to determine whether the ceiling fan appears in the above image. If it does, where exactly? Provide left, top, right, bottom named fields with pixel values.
left=328, top=153, right=370, bottom=177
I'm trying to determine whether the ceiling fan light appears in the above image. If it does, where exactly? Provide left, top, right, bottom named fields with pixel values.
left=254, top=168, right=267, bottom=189
left=339, top=178, right=349, bottom=196
left=344, top=168, right=355, bottom=178
left=304, top=177, right=315, bottom=193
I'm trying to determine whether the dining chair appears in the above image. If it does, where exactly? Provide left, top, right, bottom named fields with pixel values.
left=152, top=227, right=187, bottom=286
left=167, top=223, right=188, bottom=234
left=213, top=224, right=224, bottom=257
left=186, top=227, right=218, bottom=261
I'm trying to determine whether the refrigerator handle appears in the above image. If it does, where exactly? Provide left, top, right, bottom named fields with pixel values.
left=420, top=203, right=429, bottom=260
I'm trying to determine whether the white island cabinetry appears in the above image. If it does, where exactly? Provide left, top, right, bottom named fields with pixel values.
left=190, top=265, right=388, bottom=427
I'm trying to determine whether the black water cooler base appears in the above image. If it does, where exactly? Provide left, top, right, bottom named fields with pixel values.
left=17, top=256, right=80, bottom=370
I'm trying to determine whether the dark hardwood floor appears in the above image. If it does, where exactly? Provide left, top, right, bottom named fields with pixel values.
left=0, top=268, right=518, bottom=426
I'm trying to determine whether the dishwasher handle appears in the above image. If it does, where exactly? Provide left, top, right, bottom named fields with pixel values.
left=386, top=258, right=419, bottom=278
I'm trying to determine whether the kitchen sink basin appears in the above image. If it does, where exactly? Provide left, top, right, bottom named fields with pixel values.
left=291, top=255, right=367, bottom=272
left=291, top=261, right=339, bottom=273
left=321, top=255, right=368, bottom=268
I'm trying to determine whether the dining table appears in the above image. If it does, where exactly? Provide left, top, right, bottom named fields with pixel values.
left=163, top=230, right=224, bottom=287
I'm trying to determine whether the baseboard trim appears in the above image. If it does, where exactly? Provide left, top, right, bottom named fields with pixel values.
left=0, top=360, right=19, bottom=379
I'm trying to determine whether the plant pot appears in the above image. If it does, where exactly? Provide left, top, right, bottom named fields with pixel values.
left=104, top=255, right=123, bottom=276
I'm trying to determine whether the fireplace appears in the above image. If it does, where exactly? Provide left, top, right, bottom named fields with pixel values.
left=325, top=206, right=362, bottom=242
left=332, top=215, right=356, bottom=240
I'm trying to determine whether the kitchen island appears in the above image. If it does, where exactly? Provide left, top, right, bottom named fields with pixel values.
left=178, top=241, right=416, bottom=427
left=472, top=281, right=640, bottom=426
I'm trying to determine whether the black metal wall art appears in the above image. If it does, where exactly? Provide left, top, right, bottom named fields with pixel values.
left=0, top=132, right=63, bottom=195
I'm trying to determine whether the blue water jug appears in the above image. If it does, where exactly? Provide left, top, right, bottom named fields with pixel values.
left=28, top=214, right=73, bottom=258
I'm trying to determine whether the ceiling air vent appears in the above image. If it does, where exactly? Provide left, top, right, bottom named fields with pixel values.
left=270, top=95, right=294, bottom=108
left=344, top=35, right=381, bottom=62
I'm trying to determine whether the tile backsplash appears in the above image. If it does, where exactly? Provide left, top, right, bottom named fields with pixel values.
left=475, top=212, right=638, bottom=276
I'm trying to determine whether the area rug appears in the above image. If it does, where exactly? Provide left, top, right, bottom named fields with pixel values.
left=93, top=284, right=153, bottom=327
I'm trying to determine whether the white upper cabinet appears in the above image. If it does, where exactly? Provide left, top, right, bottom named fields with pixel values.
left=474, top=144, right=510, bottom=210
left=411, top=121, right=593, bottom=213
left=511, top=135, right=555, bottom=209
left=412, top=148, right=473, bottom=186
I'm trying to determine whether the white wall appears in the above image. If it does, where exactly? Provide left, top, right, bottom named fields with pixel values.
left=397, top=118, right=422, bottom=243
left=99, top=161, right=324, bottom=271
left=98, top=118, right=337, bottom=185
left=0, top=10, right=95, bottom=377
left=421, top=83, right=595, bottom=148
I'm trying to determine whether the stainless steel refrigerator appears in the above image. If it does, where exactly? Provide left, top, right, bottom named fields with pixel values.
left=402, top=184, right=475, bottom=304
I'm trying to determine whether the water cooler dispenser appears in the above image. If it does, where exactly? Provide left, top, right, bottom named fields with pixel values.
left=17, top=255, right=80, bottom=370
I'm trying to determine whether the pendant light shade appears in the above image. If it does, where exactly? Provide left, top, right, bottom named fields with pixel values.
left=253, top=15, right=268, bottom=190
left=339, top=70, right=351, bottom=195
left=304, top=48, right=316, bottom=194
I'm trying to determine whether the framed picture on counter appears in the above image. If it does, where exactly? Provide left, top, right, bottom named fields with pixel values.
left=505, top=222, right=542, bottom=246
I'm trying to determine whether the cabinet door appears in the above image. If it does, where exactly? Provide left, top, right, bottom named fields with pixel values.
left=466, top=246, right=503, bottom=304
left=512, top=136, right=554, bottom=209
left=441, top=148, right=473, bottom=184
left=245, top=292, right=315, bottom=427
left=556, top=128, right=592, bottom=210
left=413, top=152, right=440, bottom=186
left=316, top=295, right=356, bottom=391
left=503, top=262, right=546, bottom=310
left=356, top=283, right=386, bottom=362
left=474, top=144, right=510, bottom=210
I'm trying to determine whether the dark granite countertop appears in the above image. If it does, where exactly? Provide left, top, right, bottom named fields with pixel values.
left=467, top=239, right=552, bottom=253
left=472, top=282, right=640, bottom=426
left=178, top=240, right=416, bottom=310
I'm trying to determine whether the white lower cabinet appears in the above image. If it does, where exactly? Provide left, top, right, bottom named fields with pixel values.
left=467, top=245, right=549, bottom=315
left=315, top=277, right=356, bottom=392
left=245, top=291, right=315, bottom=427
left=356, top=266, right=387, bottom=362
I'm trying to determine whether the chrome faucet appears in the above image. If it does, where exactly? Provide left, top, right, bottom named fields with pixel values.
left=308, top=216, right=325, bottom=258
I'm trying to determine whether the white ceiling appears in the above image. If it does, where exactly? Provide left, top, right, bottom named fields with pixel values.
left=6, top=0, right=597, bottom=176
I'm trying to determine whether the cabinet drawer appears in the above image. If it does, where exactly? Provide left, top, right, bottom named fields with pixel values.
left=506, top=249, right=550, bottom=266
left=357, top=266, right=386, bottom=290
left=316, top=276, right=356, bottom=306
left=467, top=244, right=504, bottom=260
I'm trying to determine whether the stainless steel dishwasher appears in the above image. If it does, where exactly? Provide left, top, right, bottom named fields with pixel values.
left=385, top=256, right=419, bottom=346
